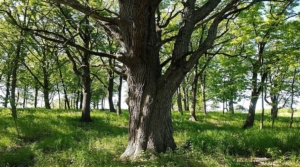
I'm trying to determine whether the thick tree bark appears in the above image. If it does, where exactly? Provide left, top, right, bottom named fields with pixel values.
left=121, top=63, right=178, bottom=159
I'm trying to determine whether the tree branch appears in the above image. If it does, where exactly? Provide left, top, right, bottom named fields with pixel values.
left=49, top=0, right=119, bottom=25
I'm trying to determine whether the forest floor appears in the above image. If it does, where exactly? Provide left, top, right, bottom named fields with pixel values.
left=1, top=107, right=300, bottom=166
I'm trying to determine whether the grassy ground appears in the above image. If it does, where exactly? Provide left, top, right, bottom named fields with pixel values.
left=1, top=108, right=300, bottom=167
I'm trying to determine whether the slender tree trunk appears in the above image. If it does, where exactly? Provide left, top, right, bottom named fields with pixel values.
left=76, top=90, right=80, bottom=110
left=117, top=75, right=122, bottom=115
left=41, top=51, right=51, bottom=109
left=79, top=90, right=83, bottom=109
left=43, top=86, right=51, bottom=109
left=56, top=56, right=70, bottom=109
left=42, top=73, right=51, bottom=109
left=56, top=83, right=61, bottom=109
left=264, top=76, right=279, bottom=129
left=11, top=60, right=19, bottom=119
left=108, top=60, right=116, bottom=112
left=243, top=43, right=268, bottom=129
left=243, top=95, right=259, bottom=129
left=229, top=90, right=234, bottom=114
left=271, top=102, right=278, bottom=128
left=17, top=91, right=20, bottom=107
left=177, top=88, right=183, bottom=115
left=200, top=72, right=207, bottom=114
left=190, top=64, right=198, bottom=121
left=270, top=94, right=279, bottom=128
left=108, top=74, right=116, bottom=112
left=222, top=98, right=225, bottom=114
left=101, top=98, right=104, bottom=110
left=10, top=32, right=24, bottom=120
left=34, top=81, right=38, bottom=108
left=289, top=68, right=297, bottom=128
left=4, top=73, right=11, bottom=108
left=78, top=38, right=93, bottom=122
left=222, top=78, right=226, bottom=114
left=260, top=85, right=264, bottom=130
left=80, top=69, right=92, bottom=122
left=23, top=85, right=27, bottom=108
left=183, top=86, right=189, bottom=111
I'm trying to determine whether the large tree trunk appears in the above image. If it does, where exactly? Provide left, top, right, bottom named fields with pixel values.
left=120, top=63, right=177, bottom=159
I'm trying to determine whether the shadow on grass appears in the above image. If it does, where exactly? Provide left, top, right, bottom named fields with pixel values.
left=16, top=111, right=127, bottom=152
left=1, top=109, right=128, bottom=166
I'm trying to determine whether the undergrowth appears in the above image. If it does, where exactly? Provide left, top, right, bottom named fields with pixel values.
left=0, top=108, right=300, bottom=166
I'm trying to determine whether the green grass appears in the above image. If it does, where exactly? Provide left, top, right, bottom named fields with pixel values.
left=1, top=108, right=300, bottom=166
